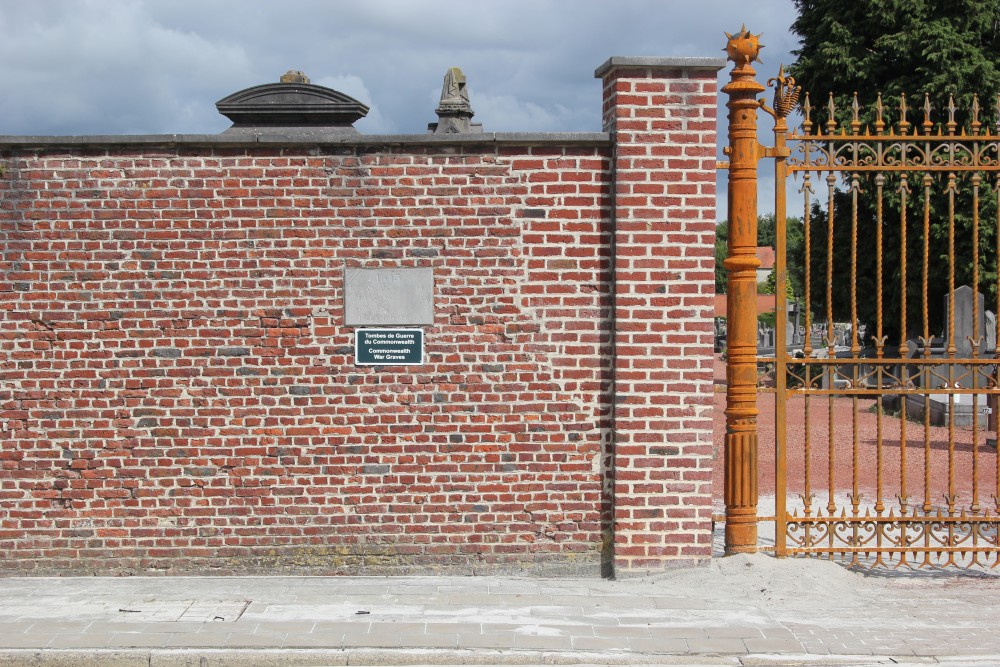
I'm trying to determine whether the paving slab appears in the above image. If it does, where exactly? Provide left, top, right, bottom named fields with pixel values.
left=1, top=552, right=999, bottom=666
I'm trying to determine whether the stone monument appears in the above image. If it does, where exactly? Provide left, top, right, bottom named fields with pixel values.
left=903, top=285, right=998, bottom=427
left=428, top=67, right=482, bottom=134
left=215, top=70, right=369, bottom=135
left=946, top=285, right=996, bottom=357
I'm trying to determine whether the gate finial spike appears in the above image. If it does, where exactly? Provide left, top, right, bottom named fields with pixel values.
left=826, top=93, right=837, bottom=134
left=922, top=93, right=933, bottom=134
left=899, top=93, right=909, bottom=133
left=875, top=94, right=885, bottom=134
left=851, top=92, right=861, bottom=135
left=802, top=93, right=813, bottom=134
left=972, top=94, right=982, bottom=134
left=946, top=94, right=957, bottom=135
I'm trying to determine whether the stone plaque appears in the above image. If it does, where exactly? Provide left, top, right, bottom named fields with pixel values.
left=355, top=329, right=424, bottom=365
left=344, top=268, right=434, bottom=326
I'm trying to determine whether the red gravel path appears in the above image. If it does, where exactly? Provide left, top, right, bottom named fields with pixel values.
left=711, top=356, right=1000, bottom=516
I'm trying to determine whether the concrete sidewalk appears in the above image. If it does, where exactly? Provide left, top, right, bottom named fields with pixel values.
left=1, top=553, right=998, bottom=667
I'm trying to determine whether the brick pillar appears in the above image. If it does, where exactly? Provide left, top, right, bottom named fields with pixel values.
left=595, top=57, right=725, bottom=574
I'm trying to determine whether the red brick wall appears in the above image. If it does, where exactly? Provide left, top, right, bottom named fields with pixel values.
left=0, top=58, right=722, bottom=576
left=0, top=143, right=612, bottom=575
left=598, top=58, right=720, bottom=570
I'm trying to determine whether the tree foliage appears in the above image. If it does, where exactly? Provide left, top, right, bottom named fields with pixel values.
left=715, top=220, right=730, bottom=294
left=715, top=214, right=805, bottom=298
left=787, top=0, right=1000, bottom=344
left=789, top=0, right=1000, bottom=116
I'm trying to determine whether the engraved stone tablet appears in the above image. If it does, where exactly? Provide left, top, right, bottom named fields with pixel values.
left=344, top=268, right=434, bottom=326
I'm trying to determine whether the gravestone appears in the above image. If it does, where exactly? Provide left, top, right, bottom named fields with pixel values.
left=757, top=326, right=774, bottom=354
left=944, top=285, right=997, bottom=389
left=905, top=286, right=998, bottom=427
left=905, top=393, right=990, bottom=429
left=946, top=285, right=994, bottom=356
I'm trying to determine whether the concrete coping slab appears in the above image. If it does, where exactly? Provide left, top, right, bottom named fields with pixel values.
left=0, top=131, right=610, bottom=150
left=595, top=56, right=727, bottom=78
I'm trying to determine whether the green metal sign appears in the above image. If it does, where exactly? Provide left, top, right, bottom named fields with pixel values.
left=355, top=329, right=424, bottom=366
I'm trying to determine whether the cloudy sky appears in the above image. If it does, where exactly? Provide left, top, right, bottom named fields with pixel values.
left=0, top=0, right=802, bottom=215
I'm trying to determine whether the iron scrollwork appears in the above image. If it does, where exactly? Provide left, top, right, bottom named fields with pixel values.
left=785, top=508, right=1000, bottom=569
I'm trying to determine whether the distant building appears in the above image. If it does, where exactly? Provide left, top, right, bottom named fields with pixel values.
left=713, top=246, right=777, bottom=319
left=755, top=246, right=775, bottom=284
left=714, top=294, right=777, bottom=319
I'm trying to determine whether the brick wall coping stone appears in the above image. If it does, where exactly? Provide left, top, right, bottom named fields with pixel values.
left=0, top=131, right=610, bottom=150
left=594, top=56, right=726, bottom=77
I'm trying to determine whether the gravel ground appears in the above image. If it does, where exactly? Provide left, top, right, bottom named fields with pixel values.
left=711, top=355, right=1000, bottom=516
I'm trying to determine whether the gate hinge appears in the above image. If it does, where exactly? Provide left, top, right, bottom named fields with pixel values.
left=762, top=145, right=791, bottom=158
left=716, top=161, right=730, bottom=170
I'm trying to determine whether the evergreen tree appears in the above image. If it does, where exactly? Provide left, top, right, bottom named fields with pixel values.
left=790, top=0, right=1000, bottom=109
left=787, top=0, right=1000, bottom=345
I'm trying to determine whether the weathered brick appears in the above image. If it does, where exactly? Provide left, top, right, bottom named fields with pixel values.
left=0, top=58, right=719, bottom=578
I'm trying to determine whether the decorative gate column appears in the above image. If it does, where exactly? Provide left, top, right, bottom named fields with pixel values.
left=720, top=28, right=765, bottom=554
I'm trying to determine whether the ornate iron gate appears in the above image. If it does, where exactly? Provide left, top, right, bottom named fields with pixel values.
left=721, top=28, right=1000, bottom=568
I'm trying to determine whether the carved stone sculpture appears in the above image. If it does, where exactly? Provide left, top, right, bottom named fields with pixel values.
left=428, top=67, right=482, bottom=134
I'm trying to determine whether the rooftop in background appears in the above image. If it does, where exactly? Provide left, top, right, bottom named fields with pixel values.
left=715, top=293, right=776, bottom=319
left=756, top=246, right=775, bottom=270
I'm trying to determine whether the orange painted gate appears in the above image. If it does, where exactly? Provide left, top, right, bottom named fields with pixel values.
left=720, top=28, right=1000, bottom=569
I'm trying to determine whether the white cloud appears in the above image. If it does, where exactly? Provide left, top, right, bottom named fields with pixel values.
left=470, top=91, right=577, bottom=133
left=0, top=0, right=800, bottom=138
left=0, top=0, right=249, bottom=134
left=0, top=0, right=812, bottom=220
left=313, top=74, right=395, bottom=134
